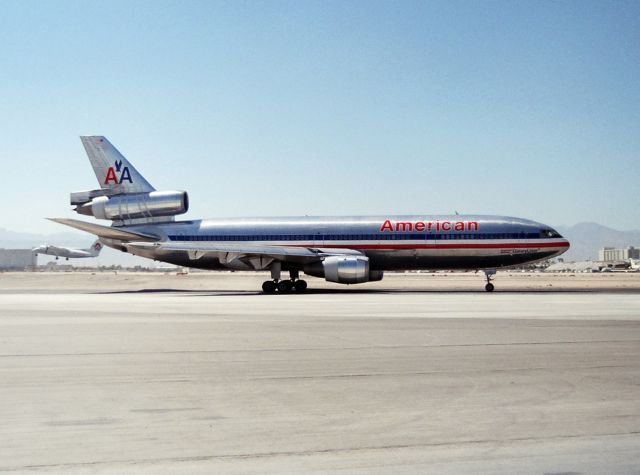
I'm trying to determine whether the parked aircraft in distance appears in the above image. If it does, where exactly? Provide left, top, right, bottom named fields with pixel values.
left=51, top=137, right=570, bottom=292
left=33, top=240, right=102, bottom=260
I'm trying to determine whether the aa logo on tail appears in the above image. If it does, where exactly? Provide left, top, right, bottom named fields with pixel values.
left=104, top=160, right=133, bottom=185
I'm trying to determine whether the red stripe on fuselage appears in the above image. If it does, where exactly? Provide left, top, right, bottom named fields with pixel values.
left=281, top=241, right=570, bottom=250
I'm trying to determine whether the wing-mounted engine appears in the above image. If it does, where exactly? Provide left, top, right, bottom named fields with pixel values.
left=71, top=189, right=188, bottom=225
left=304, top=256, right=384, bottom=284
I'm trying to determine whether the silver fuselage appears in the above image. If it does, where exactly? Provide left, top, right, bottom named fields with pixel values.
left=32, top=245, right=96, bottom=259
left=111, top=214, right=569, bottom=272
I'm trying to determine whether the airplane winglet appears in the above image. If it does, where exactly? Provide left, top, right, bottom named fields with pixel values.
left=48, top=218, right=160, bottom=242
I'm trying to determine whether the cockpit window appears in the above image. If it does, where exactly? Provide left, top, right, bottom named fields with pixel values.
left=541, top=229, right=561, bottom=238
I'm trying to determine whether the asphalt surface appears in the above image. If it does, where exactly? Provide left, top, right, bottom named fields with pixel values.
left=0, top=274, right=639, bottom=474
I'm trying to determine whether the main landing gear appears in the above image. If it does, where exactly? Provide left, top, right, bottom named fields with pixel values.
left=483, top=269, right=496, bottom=292
left=261, top=279, right=308, bottom=293
left=262, top=265, right=307, bottom=294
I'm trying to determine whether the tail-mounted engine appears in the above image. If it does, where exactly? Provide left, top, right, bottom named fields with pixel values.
left=304, top=256, right=384, bottom=284
left=72, top=190, right=188, bottom=223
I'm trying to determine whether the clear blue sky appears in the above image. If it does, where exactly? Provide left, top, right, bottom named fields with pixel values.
left=1, top=0, right=638, bottom=234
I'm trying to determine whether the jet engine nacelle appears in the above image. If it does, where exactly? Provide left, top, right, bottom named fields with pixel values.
left=75, top=190, right=189, bottom=221
left=304, top=256, right=384, bottom=284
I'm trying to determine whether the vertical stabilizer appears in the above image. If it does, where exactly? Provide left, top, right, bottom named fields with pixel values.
left=80, top=136, right=155, bottom=195
left=86, top=239, right=103, bottom=256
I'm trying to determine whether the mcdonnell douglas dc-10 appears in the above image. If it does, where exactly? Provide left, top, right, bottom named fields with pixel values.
left=52, top=137, right=570, bottom=292
left=33, top=239, right=102, bottom=260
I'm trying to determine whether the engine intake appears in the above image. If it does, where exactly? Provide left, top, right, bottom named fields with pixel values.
left=75, top=190, right=188, bottom=221
left=304, top=256, right=384, bottom=284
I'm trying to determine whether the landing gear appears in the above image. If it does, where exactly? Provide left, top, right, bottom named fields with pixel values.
left=277, top=280, right=293, bottom=292
left=293, top=279, right=307, bottom=292
left=261, top=278, right=308, bottom=293
left=261, top=266, right=308, bottom=293
left=483, top=269, right=496, bottom=292
left=262, top=280, right=276, bottom=293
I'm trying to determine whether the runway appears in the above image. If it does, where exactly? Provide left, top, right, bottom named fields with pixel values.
left=0, top=273, right=639, bottom=474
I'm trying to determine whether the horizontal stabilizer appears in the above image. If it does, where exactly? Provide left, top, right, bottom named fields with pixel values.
left=48, top=218, right=160, bottom=242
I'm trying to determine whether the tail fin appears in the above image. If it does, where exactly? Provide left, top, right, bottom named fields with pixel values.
left=86, top=239, right=103, bottom=256
left=80, top=136, right=155, bottom=195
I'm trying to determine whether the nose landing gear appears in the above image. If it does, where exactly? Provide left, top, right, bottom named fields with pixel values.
left=483, top=269, right=496, bottom=292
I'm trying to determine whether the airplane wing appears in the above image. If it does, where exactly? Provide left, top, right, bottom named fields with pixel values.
left=125, top=242, right=364, bottom=268
left=49, top=218, right=160, bottom=242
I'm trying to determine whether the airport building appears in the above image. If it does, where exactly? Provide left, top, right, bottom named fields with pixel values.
left=598, top=246, right=640, bottom=262
left=0, top=249, right=37, bottom=270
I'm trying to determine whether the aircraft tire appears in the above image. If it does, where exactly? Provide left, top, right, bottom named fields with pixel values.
left=294, top=280, right=307, bottom=292
left=262, top=281, right=276, bottom=293
left=485, top=283, right=495, bottom=292
left=277, top=280, right=293, bottom=293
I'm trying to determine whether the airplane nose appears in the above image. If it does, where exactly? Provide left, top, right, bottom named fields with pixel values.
left=556, top=238, right=570, bottom=256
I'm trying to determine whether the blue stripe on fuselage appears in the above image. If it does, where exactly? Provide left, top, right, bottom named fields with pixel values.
left=167, top=232, right=545, bottom=242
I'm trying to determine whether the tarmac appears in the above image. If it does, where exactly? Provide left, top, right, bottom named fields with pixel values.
left=0, top=272, right=639, bottom=474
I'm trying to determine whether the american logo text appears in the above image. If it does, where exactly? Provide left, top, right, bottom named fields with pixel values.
left=380, top=219, right=479, bottom=232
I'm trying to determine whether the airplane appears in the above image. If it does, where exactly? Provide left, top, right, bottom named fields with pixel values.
left=51, top=136, right=570, bottom=292
left=33, top=239, right=103, bottom=260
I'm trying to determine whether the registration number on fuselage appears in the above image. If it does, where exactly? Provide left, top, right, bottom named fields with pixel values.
left=500, top=248, right=538, bottom=255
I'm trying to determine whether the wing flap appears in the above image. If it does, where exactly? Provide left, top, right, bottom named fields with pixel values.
left=125, top=242, right=364, bottom=266
left=128, top=242, right=323, bottom=261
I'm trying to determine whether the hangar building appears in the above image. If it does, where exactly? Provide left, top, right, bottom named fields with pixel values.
left=0, top=249, right=37, bottom=270
left=599, top=246, right=640, bottom=262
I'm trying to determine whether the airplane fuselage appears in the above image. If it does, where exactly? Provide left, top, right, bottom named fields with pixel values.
left=33, top=240, right=102, bottom=260
left=116, top=214, right=569, bottom=272
left=33, top=246, right=95, bottom=259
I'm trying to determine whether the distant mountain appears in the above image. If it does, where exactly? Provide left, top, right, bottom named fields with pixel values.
left=556, top=223, right=640, bottom=261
